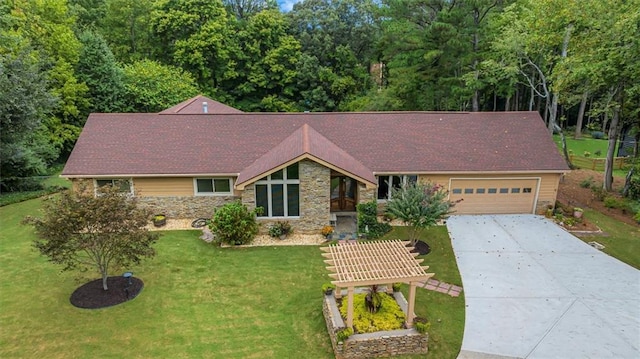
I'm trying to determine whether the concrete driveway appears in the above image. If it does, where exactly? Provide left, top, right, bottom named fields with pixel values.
left=447, top=214, right=640, bottom=359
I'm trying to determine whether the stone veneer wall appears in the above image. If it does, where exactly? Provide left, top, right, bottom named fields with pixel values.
left=70, top=179, right=238, bottom=218
left=322, top=293, right=429, bottom=359
left=358, top=184, right=375, bottom=204
left=137, top=196, right=238, bottom=218
left=242, top=160, right=331, bottom=234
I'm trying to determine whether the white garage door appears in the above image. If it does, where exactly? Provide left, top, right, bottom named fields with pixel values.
left=449, top=178, right=538, bottom=214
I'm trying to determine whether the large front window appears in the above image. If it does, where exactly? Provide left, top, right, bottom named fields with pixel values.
left=255, top=163, right=300, bottom=217
left=376, top=175, right=417, bottom=200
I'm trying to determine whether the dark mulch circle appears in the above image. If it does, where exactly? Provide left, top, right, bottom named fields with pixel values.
left=409, top=241, right=431, bottom=255
left=70, top=276, right=144, bottom=309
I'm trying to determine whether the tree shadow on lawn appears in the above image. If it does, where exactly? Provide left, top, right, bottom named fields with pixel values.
left=70, top=276, right=143, bottom=309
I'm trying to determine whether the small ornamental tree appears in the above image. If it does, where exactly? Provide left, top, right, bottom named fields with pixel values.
left=24, top=185, right=159, bottom=291
left=209, top=201, right=261, bottom=245
left=385, top=182, right=454, bottom=244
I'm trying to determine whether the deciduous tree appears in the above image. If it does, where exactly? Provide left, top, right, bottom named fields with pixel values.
left=122, top=59, right=199, bottom=112
left=25, top=185, right=159, bottom=291
left=0, top=47, right=58, bottom=192
left=385, top=182, right=454, bottom=245
left=150, top=0, right=238, bottom=90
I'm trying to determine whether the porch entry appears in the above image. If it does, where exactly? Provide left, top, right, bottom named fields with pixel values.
left=330, top=175, right=357, bottom=212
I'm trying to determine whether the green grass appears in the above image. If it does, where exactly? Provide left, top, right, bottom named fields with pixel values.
left=553, top=134, right=628, bottom=176
left=0, top=200, right=464, bottom=358
left=576, top=210, right=640, bottom=270
left=381, top=226, right=462, bottom=286
left=554, top=134, right=614, bottom=156
left=381, top=226, right=465, bottom=359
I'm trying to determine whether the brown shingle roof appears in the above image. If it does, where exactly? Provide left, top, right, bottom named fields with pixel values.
left=236, top=124, right=376, bottom=188
left=62, top=111, right=569, bottom=180
left=159, top=95, right=243, bottom=114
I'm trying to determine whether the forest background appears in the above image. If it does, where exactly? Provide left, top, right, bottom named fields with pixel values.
left=1, top=0, right=638, bottom=193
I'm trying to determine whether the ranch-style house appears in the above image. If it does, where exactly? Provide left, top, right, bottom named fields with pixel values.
left=62, top=95, right=569, bottom=233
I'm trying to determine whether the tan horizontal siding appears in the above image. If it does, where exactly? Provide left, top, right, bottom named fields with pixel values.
left=133, top=177, right=194, bottom=196
left=133, top=177, right=242, bottom=197
left=537, top=173, right=561, bottom=205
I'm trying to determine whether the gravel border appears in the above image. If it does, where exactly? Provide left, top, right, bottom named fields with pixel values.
left=147, top=218, right=328, bottom=246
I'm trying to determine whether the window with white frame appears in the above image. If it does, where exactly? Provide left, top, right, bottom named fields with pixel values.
left=255, top=163, right=299, bottom=217
left=376, top=174, right=417, bottom=200
left=94, top=179, right=132, bottom=194
left=194, top=178, right=232, bottom=195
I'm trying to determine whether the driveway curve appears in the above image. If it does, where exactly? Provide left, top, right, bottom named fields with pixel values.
left=447, top=214, right=640, bottom=359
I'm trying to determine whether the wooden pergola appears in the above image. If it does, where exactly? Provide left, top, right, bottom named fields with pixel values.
left=321, top=240, right=434, bottom=329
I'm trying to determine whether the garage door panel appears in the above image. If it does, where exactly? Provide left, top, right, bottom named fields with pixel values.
left=450, top=179, right=538, bottom=214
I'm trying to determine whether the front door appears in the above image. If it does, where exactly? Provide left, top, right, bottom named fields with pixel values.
left=330, top=176, right=357, bottom=211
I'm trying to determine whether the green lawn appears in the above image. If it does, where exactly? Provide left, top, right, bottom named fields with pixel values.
left=0, top=199, right=464, bottom=358
left=554, top=134, right=614, bottom=156
left=576, top=210, right=640, bottom=270
left=553, top=134, right=628, bottom=176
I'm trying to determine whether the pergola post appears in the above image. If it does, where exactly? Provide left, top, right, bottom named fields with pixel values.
left=347, top=286, right=354, bottom=329
left=406, top=282, right=417, bottom=328
left=335, top=286, right=342, bottom=299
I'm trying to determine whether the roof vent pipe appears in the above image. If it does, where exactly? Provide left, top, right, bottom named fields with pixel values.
left=202, top=102, right=208, bottom=113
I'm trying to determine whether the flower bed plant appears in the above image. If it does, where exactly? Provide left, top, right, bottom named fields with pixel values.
left=268, top=221, right=292, bottom=239
left=338, top=293, right=406, bottom=333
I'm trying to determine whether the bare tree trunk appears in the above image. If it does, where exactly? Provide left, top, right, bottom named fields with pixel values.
left=548, top=24, right=572, bottom=134
left=505, top=95, right=511, bottom=111
left=602, top=111, right=609, bottom=134
left=472, top=58, right=479, bottom=111
left=574, top=90, right=588, bottom=139
left=604, top=90, right=622, bottom=191
left=587, top=96, right=593, bottom=126
left=559, top=130, right=573, bottom=169
left=529, top=84, right=535, bottom=111
left=544, top=96, right=550, bottom=125
left=548, top=93, right=558, bottom=133
left=622, top=131, right=640, bottom=197
left=102, top=271, right=109, bottom=290
left=493, top=90, right=497, bottom=111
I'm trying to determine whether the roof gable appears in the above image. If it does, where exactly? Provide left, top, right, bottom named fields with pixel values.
left=236, top=124, right=376, bottom=188
left=159, top=95, right=243, bottom=114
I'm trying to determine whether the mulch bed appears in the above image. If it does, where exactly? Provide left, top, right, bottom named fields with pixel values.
left=409, top=241, right=431, bottom=255
left=70, top=276, right=143, bottom=309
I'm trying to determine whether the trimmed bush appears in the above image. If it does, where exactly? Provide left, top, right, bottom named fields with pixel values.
left=579, top=177, right=594, bottom=188
left=591, top=131, right=605, bottom=139
left=338, top=293, right=406, bottom=333
left=413, top=317, right=431, bottom=334
left=604, top=196, right=624, bottom=209
left=628, top=175, right=640, bottom=201
left=268, top=221, right=292, bottom=238
left=336, top=327, right=354, bottom=342
left=322, top=282, right=336, bottom=295
left=209, top=201, right=260, bottom=245
left=356, top=201, right=391, bottom=239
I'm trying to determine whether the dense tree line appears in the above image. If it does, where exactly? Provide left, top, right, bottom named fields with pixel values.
left=1, top=0, right=638, bottom=193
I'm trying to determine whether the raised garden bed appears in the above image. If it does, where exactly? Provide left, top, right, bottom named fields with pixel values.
left=322, top=288, right=428, bottom=359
